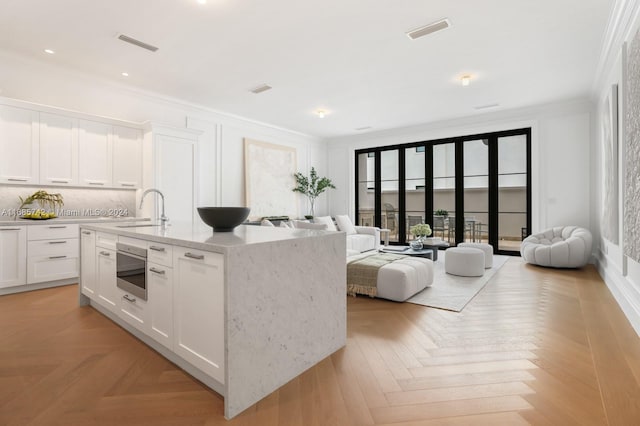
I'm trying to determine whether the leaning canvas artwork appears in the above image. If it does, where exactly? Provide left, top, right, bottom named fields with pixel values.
left=602, top=84, right=619, bottom=244
left=625, top=33, right=640, bottom=262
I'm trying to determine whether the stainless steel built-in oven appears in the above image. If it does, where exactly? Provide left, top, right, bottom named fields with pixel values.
left=116, top=242, right=147, bottom=300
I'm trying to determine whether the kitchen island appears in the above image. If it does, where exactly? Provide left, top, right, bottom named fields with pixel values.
left=78, top=222, right=346, bottom=419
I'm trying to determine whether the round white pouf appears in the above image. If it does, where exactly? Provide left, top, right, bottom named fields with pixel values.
left=445, top=247, right=485, bottom=277
left=458, top=243, right=493, bottom=268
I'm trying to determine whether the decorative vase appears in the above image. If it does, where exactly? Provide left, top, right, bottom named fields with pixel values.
left=410, top=236, right=424, bottom=250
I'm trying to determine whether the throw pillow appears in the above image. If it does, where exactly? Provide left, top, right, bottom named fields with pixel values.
left=335, top=215, right=357, bottom=235
left=279, top=221, right=290, bottom=229
left=293, top=220, right=328, bottom=230
left=260, top=219, right=275, bottom=227
left=313, top=216, right=337, bottom=231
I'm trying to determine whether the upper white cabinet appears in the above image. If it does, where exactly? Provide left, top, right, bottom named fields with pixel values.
left=113, top=126, right=142, bottom=188
left=0, top=105, right=39, bottom=184
left=0, top=98, right=142, bottom=189
left=78, top=119, right=113, bottom=187
left=39, top=112, right=79, bottom=186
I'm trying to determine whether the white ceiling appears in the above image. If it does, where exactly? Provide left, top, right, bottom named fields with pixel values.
left=0, top=0, right=614, bottom=138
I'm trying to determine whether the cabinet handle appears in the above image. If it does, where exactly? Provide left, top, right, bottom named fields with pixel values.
left=48, top=226, right=67, bottom=229
left=184, top=252, right=204, bottom=260
left=82, top=231, right=92, bottom=235
left=48, top=241, right=67, bottom=244
left=88, top=181, right=104, bottom=186
left=150, top=267, right=166, bottom=275
left=49, top=255, right=67, bottom=259
left=149, top=245, right=165, bottom=252
left=8, top=178, right=28, bottom=182
left=123, top=294, right=136, bottom=303
left=99, top=251, right=110, bottom=256
left=51, top=180, right=69, bottom=184
left=120, top=183, right=136, bottom=187
left=0, top=228, right=21, bottom=231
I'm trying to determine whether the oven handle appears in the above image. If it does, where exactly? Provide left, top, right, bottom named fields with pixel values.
left=117, top=250, right=147, bottom=262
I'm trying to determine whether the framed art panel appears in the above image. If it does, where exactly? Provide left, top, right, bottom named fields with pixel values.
left=244, top=138, right=298, bottom=220
left=624, top=29, right=640, bottom=262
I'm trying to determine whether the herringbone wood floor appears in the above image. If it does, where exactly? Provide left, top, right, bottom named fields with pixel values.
left=2, top=258, right=640, bottom=425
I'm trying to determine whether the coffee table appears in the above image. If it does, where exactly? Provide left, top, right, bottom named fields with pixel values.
left=382, top=241, right=449, bottom=261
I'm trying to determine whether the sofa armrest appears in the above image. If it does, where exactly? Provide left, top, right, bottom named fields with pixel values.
left=354, top=226, right=381, bottom=250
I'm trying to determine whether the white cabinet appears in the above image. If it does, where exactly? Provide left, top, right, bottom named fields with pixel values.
left=39, top=112, right=78, bottom=186
left=96, top=247, right=118, bottom=313
left=173, top=247, right=225, bottom=383
left=147, top=260, right=173, bottom=349
left=80, top=229, right=97, bottom=297
left=0, top=226, right=27, bottom=288
left=118, top=287, right=149, bottom=332
left=78, top=119, right=112, bottom=187
left=113, top=126, right=142, bottom=188
left=26, top=224, right=79, bottom=284
left=0, top=105, right=39, bottom=184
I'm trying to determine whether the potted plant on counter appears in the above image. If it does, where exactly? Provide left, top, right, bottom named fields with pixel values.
left=292, top=167, right=335, bottom=218
left=409, top=223, right=432, bottom=250
left=17, top=190, right=64, bottom=220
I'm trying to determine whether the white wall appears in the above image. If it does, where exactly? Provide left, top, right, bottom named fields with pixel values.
left=0, top=49, right=326, bottom=218
left=326, top=98, right=592, bottom=235
left=591, top=0, right=640, bottom=336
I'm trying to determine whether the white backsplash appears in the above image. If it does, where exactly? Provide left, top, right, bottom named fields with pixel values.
left=0, top=185, right=137, bottom=219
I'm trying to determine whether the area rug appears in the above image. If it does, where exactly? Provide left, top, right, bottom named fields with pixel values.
left=407, top=251, right=509, bottom=312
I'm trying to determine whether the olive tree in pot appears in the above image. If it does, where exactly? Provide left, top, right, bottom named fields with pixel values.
left=292, top=167, right=335, bottom=218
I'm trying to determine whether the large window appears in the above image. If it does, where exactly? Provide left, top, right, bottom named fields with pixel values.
left=355, top=128, right=531, bottom=255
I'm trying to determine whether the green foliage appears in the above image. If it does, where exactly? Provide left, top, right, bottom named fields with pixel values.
left=293, top=167, right=336, bottom=199
left=18, top=190, right=64, bottom=211
left=434, top=209, right=449, bottom=217
left=292, top=167, right=336, bottom=216
left=410, top=223, right=432, bottom=237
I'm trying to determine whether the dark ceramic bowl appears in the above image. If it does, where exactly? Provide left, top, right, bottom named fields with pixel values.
left=197, top=207, right=250, bottom=232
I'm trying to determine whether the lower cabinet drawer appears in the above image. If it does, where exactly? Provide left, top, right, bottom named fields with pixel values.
left=28, top=238, right=79, bottom=257
left=118, top=288, right=148, bottom=333
left=27, top=255, right=79, bottom=284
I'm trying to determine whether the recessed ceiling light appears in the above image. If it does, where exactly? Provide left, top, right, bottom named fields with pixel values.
left=315, top=109, right=327, bottom=118
left=44, top=49, right=55, bottom=54
left=197, top=0, right=207, bottom=4
left=121, top=72, right=129, bottom=77
left=250, top=84, right=272, bottom=94
left=407, top=19, right=450, bottom=40
left=461, top=75, right=471, bottom=86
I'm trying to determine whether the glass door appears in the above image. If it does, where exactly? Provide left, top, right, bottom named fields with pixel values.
left=432, top=143, right=456, bottom=243
left=463, top=139, right=489, bottom=245
left=405, top=146, right=426, bottom=241
left=381, top=150, right=400, bottom=243
left=356, top=152, right=375, bottom=227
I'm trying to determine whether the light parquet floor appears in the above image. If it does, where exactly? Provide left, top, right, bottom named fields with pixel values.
left=1, top=258, right=640, bottom=425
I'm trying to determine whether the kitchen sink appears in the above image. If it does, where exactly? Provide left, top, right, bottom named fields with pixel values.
left=116, top=224, right=160, bottom=228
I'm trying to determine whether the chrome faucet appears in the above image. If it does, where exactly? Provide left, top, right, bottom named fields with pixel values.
left=140, top=189, right=169, bottom=226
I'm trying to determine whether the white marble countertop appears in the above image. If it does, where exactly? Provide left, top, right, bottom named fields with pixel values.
left=0, top=216, right=149, bottom=226
left=79, top=221, right=337, bottom=253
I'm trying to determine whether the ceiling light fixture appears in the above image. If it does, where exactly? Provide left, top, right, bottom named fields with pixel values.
left=197, top=0, right=207, bottom=3
left=121, top=72, right=129, bottom=77
left=315, top=110, right=327, bottom=118
left=355, top=126, right=372, bottom=131
left=44, top=49, right=55, bottom=54
left=406, top=18, right=450, bottom=40
left=117, top=34, right=159, bottom=52
left=461, top=75, right=471, bottom=86
left=474, top=103, right=500, bottom=110
left=250, top=84, right=272, bottom=94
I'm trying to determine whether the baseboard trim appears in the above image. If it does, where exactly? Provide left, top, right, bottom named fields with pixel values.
left=595, top=256, right=640, bottom=337
left=0, top=278, right=76, bottom=296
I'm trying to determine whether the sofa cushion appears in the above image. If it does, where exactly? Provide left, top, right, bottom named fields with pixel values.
left=335, top=215, right=357, bottom=235
left=260, top=219, right=275, bottom=227
left=314, top=216, right=337, bottom=231
left=347, top=234, right=376, bottom=253
left=293, top=220, right=328, bottom=230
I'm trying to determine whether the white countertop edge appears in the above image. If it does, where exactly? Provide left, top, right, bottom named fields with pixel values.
left=0, top=217, right=151, bottom=226
left=79, top=222, right=343, bottom=254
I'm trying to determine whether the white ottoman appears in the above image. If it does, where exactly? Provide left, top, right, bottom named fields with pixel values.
left=445, top=247, right=485, bottom=277
left=377, top=257, right=434, bottom=301
left=458, top=242, right=493, bottom=268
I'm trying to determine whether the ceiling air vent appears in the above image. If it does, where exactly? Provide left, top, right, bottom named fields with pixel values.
left=406, top=19, right=451, bottom=40
left=117, top=34, right=159, bottom=52
left=250, top=84, right=272, bottom=94
left=474, top=103, right=500, bottom=110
